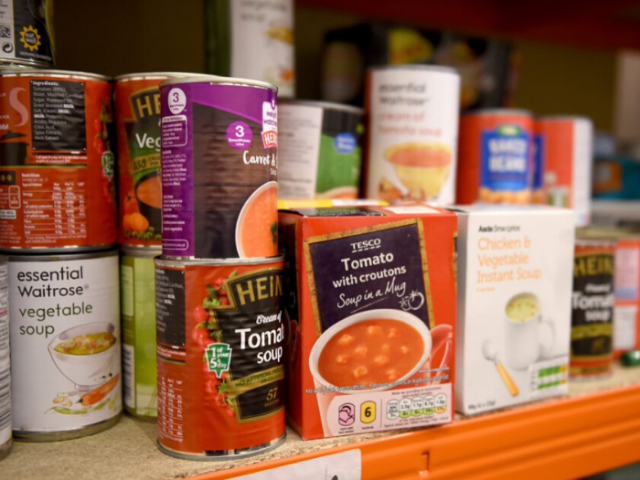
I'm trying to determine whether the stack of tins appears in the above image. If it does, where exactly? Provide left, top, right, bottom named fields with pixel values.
left=155, top=75, right=285, bottom=459
left=0, top=23, right=122, bottom=451
left=115, top=73, right=178, bottom=421
left=0, top=1, right=56, bottom=457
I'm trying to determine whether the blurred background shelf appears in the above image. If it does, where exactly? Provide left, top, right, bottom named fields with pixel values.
left=4, top=364, right=640, bottom=480
left=592, top=201, right=640, bottom=226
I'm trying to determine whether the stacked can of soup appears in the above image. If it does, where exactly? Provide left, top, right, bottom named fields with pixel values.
left=155, top=75, right=286, bottom=459
left=0, top=10, right=122, bottom=451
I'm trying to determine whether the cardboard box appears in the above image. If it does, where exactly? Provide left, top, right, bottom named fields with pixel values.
left=454, top=205, right=575, bottom=415
left=280, top=204, right=457, bottom=439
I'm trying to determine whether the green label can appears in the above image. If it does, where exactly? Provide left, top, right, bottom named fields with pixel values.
left=121, top=247, right=159, bottom=417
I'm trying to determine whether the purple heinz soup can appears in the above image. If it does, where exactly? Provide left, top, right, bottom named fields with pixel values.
left=160, top=75, right=278, bottom=259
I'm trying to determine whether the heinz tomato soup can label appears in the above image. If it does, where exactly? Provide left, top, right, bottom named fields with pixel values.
left=160, top=76, right=278, bottom=259
left=121, top=247, right=160, bottom=418
left=9, top=250, right=122, bottom=440
left=364, top=65, right=460, bottom=205
left=155, top=256, right=285, bottom=459
left=0, top=70, right=117, bottom=252
left=457, top=109, right=534, bottom=205
left=536, top=116, right=594, bottom=226
left=571, top=237, right=615, bottom=379
left=116, top=73, right=181, bottom=247
left=278, top=100, right=364, bottom=199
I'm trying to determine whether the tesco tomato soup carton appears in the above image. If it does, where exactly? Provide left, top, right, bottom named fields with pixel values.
left=279, top=204, right=456, bottom=439
left=453, top=205, right=574, bottom=415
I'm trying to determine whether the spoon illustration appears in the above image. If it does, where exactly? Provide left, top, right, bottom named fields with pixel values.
left=482, top=339, right=519, bottom=397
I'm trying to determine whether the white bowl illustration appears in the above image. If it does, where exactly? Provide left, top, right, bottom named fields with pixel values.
left=48, top=322, right=118, bottom=389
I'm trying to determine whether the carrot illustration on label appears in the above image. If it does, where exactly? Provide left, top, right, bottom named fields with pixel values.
left=80, top=375, right=120, bottom=407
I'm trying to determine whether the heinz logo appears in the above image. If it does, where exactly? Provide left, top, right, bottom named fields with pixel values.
left=131, top=90, right=161, bottom=120
left=574, top=254, right=614, bottom=277
left=262, top=131, right=277, bottom=149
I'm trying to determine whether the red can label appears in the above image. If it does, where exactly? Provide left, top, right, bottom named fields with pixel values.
left=155, top=259, right=285, bottom=457
left=0, top=73, right=117, bottom=250
left=116, top=77, right=165, bottom=247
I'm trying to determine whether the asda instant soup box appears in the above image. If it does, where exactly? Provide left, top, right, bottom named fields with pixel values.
left=279, top=204, right=456, bottom=439
left=453, top=205, right=574, bottom=415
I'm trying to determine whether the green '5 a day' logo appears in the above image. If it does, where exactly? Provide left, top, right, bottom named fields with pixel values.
left=205, top=343, right=232, bottom=377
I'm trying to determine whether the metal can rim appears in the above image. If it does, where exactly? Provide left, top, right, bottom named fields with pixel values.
left=155, top=255, right=285, bottom=268
left=279, top=99, right=364, bottom=115
left=368, top=64, right=459, bottom=76
left=7, top=249, right=119, bottom=262
left=463, top=108, right=533, bottom=118
left=160, top=74, right=278, bottom=93
left=574, top=237, right=617, bottom=247
left=114, top=72, right=206, bottom=82
left=120, top=246, right=162, bottom=259
left=0, top=68, right=111, bottom=82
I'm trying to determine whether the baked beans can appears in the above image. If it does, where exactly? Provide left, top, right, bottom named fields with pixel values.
left=9, top=250, right=121, bottom=440
left=121, top=247, right=160, bottom=418
left=536, top=116, right=594, bottom=226
left=155, top=256, right=285, bottom=459
left=0, top=0, right=55, bottom=68
left=571, top=236, right=615, bottom=379
left=364, top=65, right=460, bottom=205
left=0, top=69, right=117, bottom=252
left=206, top=0, right=295, bottom=98
left=0, top=257, right=10, bottom=458
left=278, top=100, right=364, bottom=200
left=457, top=109, right=534, bottom=205
left=160, top=75, right=278, bottom=260
left=116, top=73, right=179, bottom=247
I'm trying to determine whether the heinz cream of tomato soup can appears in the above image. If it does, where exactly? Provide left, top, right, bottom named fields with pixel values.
left=155, top=256, right=285, bottom=459
left=0, top=70, right=117, bottom=252
left=9, top=250, right=121, bottom=440
left=571, top=236, right=615, bottom=379
left=160, top=75, right=278, bottom=260
left=364, top=65, right=460, bottom=205
left=121, top=247, right=160, bottom=418
left=0, top=0, right=55, bottom=68
left=278, top=100, right=364, bottom=200
left=0, top=257, right=11, bottom=458
left=536, top=116, right=594, bottom=226
left=116, top=73, right=184, bottom=248
left=457, top=109, right=534, bottom=205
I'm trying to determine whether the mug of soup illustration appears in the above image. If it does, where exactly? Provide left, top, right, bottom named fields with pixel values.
left=309, top=309, right=432, bottom=436
left=504, top=293, right=554, bottom=370
left=48, top=322, right=118, bottom=390
left=235, top=181, right=279, bottom=258
left=380, top=143, right=452, bottom=202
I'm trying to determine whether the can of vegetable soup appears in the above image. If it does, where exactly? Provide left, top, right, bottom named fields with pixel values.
left=121, top=247, right=160, bottom=418
left=0, top=257, right=11, bottom=458
left=364, top=65, right=460, bottom=205
left=456, top=109, right=534, bottom=205
left=9, top=250, right=121, bottom=440
left=278, top=100, right=364, bottom=200
left=160, top=75, right=278, bottom=260
left=571, top=236, right=615, bottom=379
left=0, top=69, right=117, bottom=252
left=155, top=256, right=285, bottom=459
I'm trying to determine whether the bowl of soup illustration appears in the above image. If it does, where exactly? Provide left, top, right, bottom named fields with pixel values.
left=236, top=181, right=278, bottom=258
left=48, top=322, right=118, bottom=389
left=135, top=171, right=162, bottom=234
left=384, top=142, right=452, bottom=200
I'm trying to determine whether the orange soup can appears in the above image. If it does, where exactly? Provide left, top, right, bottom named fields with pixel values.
left=116, top=73, right=180, bottom=247
left=536, top=116, right=593, bottom=226
left=155, top=256, right=285, bottom=459
left=457, top=109, right=533, bottom=205
left=571, top=236, right=615, bottom=379
left=0, top=69, right=116, bottom=252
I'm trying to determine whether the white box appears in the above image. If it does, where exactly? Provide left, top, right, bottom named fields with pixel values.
left=454, top=205, right=575, bottom=415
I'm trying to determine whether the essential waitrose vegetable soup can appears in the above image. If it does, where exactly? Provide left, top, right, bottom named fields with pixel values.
left=0, top=257, right=11, bottom=457
left=160, top=75, right=278, bottom=259
left=9, top=250, right=121, bottom=440
left=0, top=70, right=117, bottom=252
left=155, top=256, right=285, bottom=459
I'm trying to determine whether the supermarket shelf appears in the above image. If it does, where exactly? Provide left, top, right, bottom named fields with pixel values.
left=592, top=200, right=640, bottom=227
left=296, top=0, right=640, bottom=51
left=4, top=364, right=640, bottom=480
